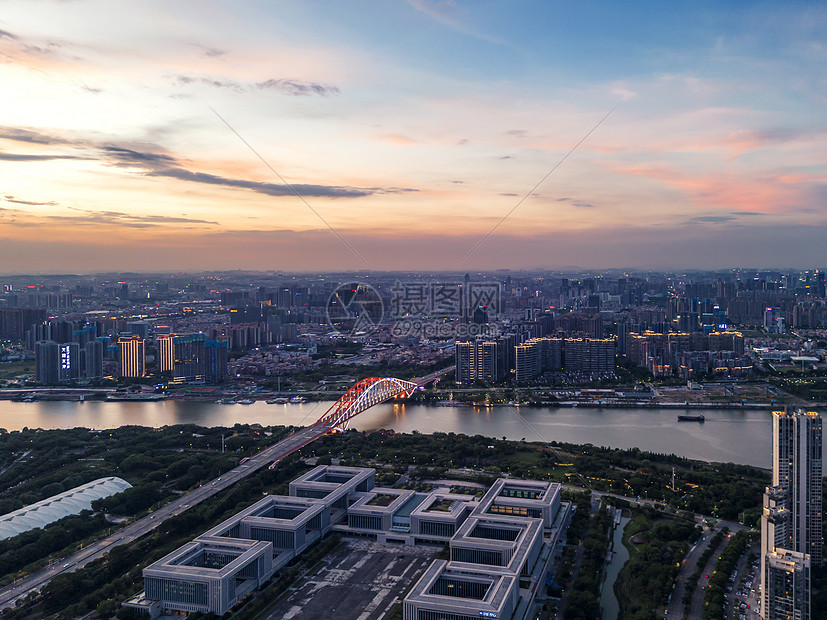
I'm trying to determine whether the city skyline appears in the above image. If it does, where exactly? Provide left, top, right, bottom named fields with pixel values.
left=1, top=1, right=826, bottom=272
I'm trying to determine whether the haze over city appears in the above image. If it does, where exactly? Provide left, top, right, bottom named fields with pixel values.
left=1, top=0, right=825, bottom=273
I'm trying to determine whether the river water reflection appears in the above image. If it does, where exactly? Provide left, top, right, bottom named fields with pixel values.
left=0, top=400, right=817, bottom=468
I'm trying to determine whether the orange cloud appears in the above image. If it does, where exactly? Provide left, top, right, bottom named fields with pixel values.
left=613, top=163, right=811, bottom=214
left=375, top=133, right=420, bottom=146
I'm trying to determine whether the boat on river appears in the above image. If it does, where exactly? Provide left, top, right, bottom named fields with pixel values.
left=677, top=414, right=705, bottom=422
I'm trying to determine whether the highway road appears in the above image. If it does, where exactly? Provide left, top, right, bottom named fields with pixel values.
left=0, top=365, right=455, bottom=610
left=665, top=522, right=724, bottom=618
left=682, top=521, right=746, bottom=620
left=0, top=423, right=331, bottom=610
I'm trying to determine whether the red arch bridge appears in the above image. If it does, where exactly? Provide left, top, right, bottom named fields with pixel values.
left=266, top=368, right=451, bottom=469
left=314, top=376, right=418, bottom=430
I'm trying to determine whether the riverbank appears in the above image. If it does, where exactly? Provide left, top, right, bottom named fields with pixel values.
left=0, top=388, right=804, bottom=410
left=552, top=400, right=778, bottom=409
left=0, top=399, right=798, bottom=469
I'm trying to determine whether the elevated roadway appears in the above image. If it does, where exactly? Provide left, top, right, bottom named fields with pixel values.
left=0, top=424, right=330, bottom=609
left=0, top=369, right=450, bottom=610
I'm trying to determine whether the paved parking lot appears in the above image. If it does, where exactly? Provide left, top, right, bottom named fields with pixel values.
left=263, top=539, right=441, bottom=620
left=727, top=544, right=760, bottom=619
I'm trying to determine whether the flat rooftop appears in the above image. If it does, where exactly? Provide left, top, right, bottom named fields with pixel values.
left=404, top=559, right=517, bottom=616
left=258, top=539, right=439, bottom=620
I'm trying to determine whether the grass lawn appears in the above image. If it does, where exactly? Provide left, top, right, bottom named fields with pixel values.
left=0, top=360, right=32, bottom=380
left=425, top=499, right=455, bottom=512
left=513, top=448, right=541, bottom=465
left=366, top=494, right=397, bottom=507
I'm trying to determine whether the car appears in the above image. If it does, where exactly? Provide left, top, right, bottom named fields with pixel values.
left=63, top=564, right=69, bottom=568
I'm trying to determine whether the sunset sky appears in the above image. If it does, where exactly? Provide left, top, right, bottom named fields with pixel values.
left=1, top=0, right=825, bottom=273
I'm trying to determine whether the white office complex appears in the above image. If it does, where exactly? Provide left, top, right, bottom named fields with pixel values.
left=761, top=409, right=822, bottom=620
left=472, top=478, right=561, bottom=528
left=142, top=539, right=274, bottom=615
left=403, top=478, right=561, bottom=620
left=403, top=560, right=520, bottom=620
left=126, top=465, right=564, bottom=618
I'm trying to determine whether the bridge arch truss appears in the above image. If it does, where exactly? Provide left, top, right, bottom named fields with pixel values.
left=315, top=377, right=418, bottom=430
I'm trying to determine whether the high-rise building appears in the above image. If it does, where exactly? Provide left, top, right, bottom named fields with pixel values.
left=127, top=320, right=151, bottom=340
left=35, top=340, right=82, bottom=384
left=761, top=409, right=822, bottom=620
left=455, top=341, right=473, bottom=383
left=763, top=549, right=810, bottom=620
left=85, top=339, right=104, bottom=380
left=475, top=340, right=505, bottom=383
left=172, top=334, right=206, bottom=384
left=515, top=340, right=541, bottom=383
left=772, top=409, right=822, bottom=564
left=1, top=308, right=48, bottom=342
left=157, top=333, right=174, bottom=373
left=58, top=342, right=81, bottom=383
left=513, top=337, right=616, bottom=382
left=205, top=339, right=229, bottom=384
left=35, top=340, right=60, bottom=384
left=454, top=339, right=507, bottom=384
left=118, top=334, right=146, bottom=378
left=158, top=333, right=206, bottom=383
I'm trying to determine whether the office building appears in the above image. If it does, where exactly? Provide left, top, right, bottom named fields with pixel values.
left=158, top=333, right=206, bottom=384
left=118, top=334, right=146, bottom=378
left=36, top=337, right=102, bottom=384
left=402, top=560, right=519, bottom=620
left=128, top=467, right=562, bottom=619
left=410, top=493, right=476, bottom=541
left=345, top=487, right=419, bottom=533
left=449, top=515, right=543, bottom=576
left=198, top=495, right=331, bottom=572
left=142, top=539, right=274, bottom=616
left=34, top=340, right=80, bottom=384
left=473, top=478, right=561, bottom=529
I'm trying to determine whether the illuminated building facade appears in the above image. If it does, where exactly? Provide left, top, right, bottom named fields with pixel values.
left=158, top=333, right=206, bottom=383
left=118, top=334, right=146, bottom=378
left=455, top=339, right=507, bottom=384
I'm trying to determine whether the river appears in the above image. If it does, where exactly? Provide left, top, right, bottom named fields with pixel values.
left=0, top=400, right=812, bottom=469
left=600, top=515, right=631, bottom=620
